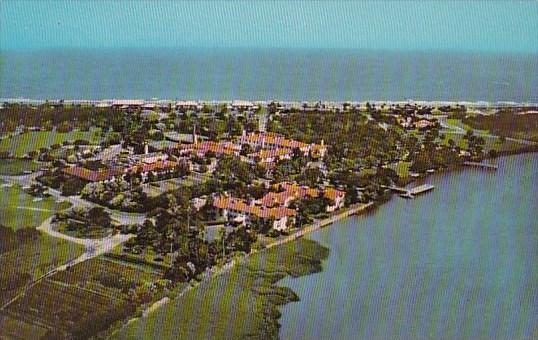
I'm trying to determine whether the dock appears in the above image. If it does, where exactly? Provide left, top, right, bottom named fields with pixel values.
left=463, top=161, right=498, bottom=170
left=383, top=184, right=435, bottom=199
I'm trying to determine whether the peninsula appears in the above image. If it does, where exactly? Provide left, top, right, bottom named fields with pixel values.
left=1, top=99, right=537, bottom=339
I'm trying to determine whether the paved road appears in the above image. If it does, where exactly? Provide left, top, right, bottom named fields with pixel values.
left=0, top=171, right=43, bottom=186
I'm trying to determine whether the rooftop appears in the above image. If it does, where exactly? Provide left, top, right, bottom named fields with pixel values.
left=214, top=196, right=296, bottom=220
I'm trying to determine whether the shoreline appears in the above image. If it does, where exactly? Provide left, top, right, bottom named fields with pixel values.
left=111, top=201, right=375, bottom=336
left=117, top=149, right=538, bottom=333
left=2, top=98, right=537, bottom=108
left=111, top=149, right=538, bottom=335
left=275, top=152, right=538, bottom=340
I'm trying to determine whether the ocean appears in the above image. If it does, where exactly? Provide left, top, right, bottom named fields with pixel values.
left=278, top=153, right=538, bottom=340
left=1, top=49, right=537, bottom=102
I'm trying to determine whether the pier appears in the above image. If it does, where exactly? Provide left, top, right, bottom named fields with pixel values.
left=463, top=161, right=498, bottom=170
left=383, top=184, right=435, bottom=199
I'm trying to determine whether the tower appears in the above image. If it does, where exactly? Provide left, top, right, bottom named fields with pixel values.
left=193, top=125, right=198, bottom=145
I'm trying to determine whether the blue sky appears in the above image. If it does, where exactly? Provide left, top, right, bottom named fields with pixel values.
left=1, top=1, right=537, bottom=52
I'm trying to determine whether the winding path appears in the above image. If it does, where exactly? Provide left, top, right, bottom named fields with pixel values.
left=1, top=173, right=138, bottom=311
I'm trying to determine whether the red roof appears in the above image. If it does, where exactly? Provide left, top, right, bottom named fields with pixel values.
left=180, top=141, right=240, bottom=156
left=63, top=160, right=178, bottom=182
left=214, top=196, right=296, bottom=220
left=268, top=182, right=345, bottom=203
left=240, top=132, right=310, bottom=149
left=62, top=167, right=124, bottom=182
left=129, top=160, right=178, bottom=174
left=249, top=148, right=292, bottom=160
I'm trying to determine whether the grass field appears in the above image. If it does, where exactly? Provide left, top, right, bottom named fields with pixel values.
left=0, top=233, right=84, bottom=306
left=1, top=256, right=161, bottom=339
left=0, top=129, right=102, bottom=157
left=4, top=278, right=135, bottom=339
left=0, top=184, right=71, bottom=230
left=0, top=159, right=41, bottom=175
left=446, top=118, right=473, bottom=131
left=441, top=131, right=524, bottom=153
left=113, top=238, right=329, bottom=340
left=51, top=257, right=161, bottom=298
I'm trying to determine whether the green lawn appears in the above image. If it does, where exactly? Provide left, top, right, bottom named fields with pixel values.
left=0, top=159, right=41, bottom=175
left=0, top=184, right=71, bottom=230
left=113, top=238, right=329, bottom=340
left=441, top=132, right=524, bottom=153
left=446, top=118, right=490, bottom=135
left=446, top=118, right=472, bottom=131
left=389, top=161, right=411, bottom=178
left=0, top=129, right=102, bottom=157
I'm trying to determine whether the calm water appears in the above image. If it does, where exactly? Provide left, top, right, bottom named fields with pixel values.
left=1, top=49, right=537, bottom=102
left=279, top=153, right=538, bottom=340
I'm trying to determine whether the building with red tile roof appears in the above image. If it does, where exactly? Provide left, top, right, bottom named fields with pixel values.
left=178, top=141, right=241, bottom=157
left=63, top=160, right=179, bottom=183
left=128, top=160, right=178, bottom=174
left=62, top=167, right=124, bottom=182
left=213, top=196, right=296, bottom=231
left=266, top=182, right=346, bottom=212
left=247, top=148, right=293, bottom=164
left=239, top=132, right=327, bottom=159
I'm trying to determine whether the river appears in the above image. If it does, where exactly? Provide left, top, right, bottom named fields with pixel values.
left=278, top=153, right=538, bottom=340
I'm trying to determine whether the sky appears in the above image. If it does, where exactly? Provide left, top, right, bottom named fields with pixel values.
left=1, top=1, right=537, bottom=53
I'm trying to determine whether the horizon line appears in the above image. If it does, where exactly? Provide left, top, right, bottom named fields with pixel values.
left=2, top=46, right=537, bottom=56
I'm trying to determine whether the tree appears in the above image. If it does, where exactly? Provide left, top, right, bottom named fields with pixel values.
left=298, top=167, right=323, bottom=187
left=345, top=186, right=359, bottom=205
left=147, top=171, right=157, bottom=182
left=87, top=207, right=111, bottom=228
left=463, top=129, right=474, bottom=140
left=56, top=121, right=71, bottom=133
left=61, top=177, right=86, bottom=196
